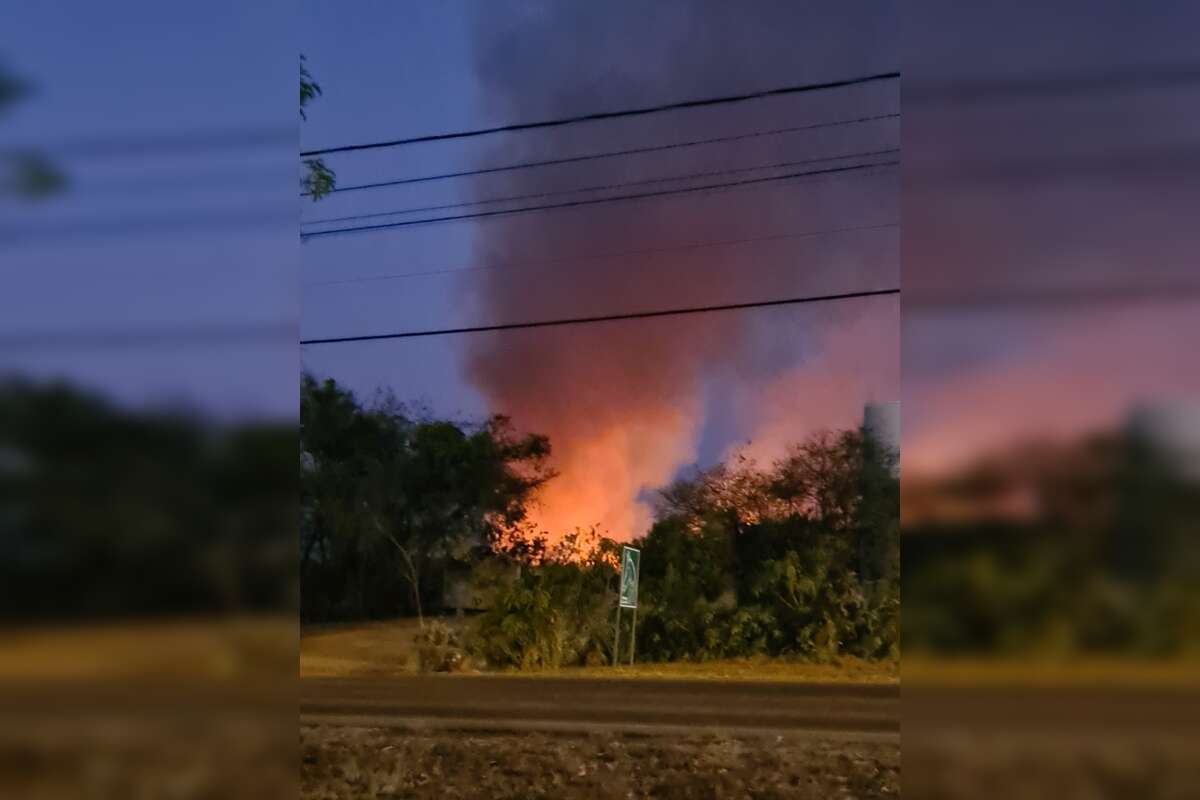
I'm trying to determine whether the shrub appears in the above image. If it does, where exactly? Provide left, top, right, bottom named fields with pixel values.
left=634, top=547, right=898, bottom=663
left=464, top=549, right=617, bottom=670
left=413, top=619, right=468, bottom=672
left=466, top=574, right=562, bottom=670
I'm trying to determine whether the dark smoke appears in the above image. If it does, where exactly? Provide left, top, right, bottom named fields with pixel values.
left=462, top=1, right=900, bottom=538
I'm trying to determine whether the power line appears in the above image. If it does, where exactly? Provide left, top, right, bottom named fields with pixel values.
left=0, top=321, right=295, bottom=352
left=68, top=166, right=294, bottom=196
left=304, top=222, right=898, bottom=287
left=1, top=207, right=295, bottom=247
left=300, top=72, right=900, bottom=157
left=303, top=148, right=899, bottom=226
left=300, top=159, right=898, bottom=239
left=3, top=126, right=294, bottom=160
left=324, top=112, right=900, bottom=194
left=906, top=283, right=1200, bottom=309
left=299, top=287, right=899, bottom=345
left=907, top=64, right=1200, bottom=104
left=909, top=149, right=1200, bottom=185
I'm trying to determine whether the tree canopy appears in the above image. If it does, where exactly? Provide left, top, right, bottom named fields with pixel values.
left=300, top=55, right=335, bottom=199
left=300, top=374, right=554, bottom=622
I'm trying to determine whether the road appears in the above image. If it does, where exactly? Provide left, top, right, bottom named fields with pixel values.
left=903, top=683, right=1200, bottom=740
left=300, top=675, right=899, bottom=739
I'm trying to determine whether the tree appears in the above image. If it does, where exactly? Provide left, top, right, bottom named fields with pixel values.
left=1, top=65, right=66, bottom=199
left=657, top=452, right=781, bottom=530
left=0, top=378, right=295, bottom=620
left=770, top=431, right=866, bottom=535
left=300, top=55, right=335, bottom=200
left=299, top=374, right=555, bottom=624
left=637, top=427, right=900, bottom=660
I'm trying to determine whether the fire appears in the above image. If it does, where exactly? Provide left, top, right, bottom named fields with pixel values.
left=468, top=303, right=898, bottom=548
left=522, top=403, right=700, bottom=542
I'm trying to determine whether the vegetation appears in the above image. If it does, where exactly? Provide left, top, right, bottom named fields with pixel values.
left=300, top=617, right=433, bottom=678
left=467, top=431, right=900, bottom=670
left=0, top=379, right=295, bottom=620
left=413, top=619, right=469, bottom=672
left=652, top=430, right=897, bottom=661
left=552, top=655, right=897, bottom=684
left=0, top=64, right=67, bottom=198
left=0, top=616, right=294, bottom=680
left=300, top=374, right=553, bottom=623
left=299, top=374, right=899, bottom=670
left=300, top=54, right=335, bottom=199
left=902, top=431, right=1200, bottom=657
left=467, top=530, right=621, bottom=670
left=298, top=618, right=899, bottom=681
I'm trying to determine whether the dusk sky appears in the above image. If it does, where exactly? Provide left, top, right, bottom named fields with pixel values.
left=2, top=1, right=295, bottom=419
left=5, top=2, right=1192, bottom=536
left=299, top=2, right=900, bottom=538
left=903, top=0, right=1200, bottom=474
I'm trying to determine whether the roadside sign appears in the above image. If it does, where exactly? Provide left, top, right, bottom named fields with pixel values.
left=618, top=546, right=640, bottom=609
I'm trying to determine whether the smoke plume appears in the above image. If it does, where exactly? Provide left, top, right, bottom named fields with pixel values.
left=461, top=2, right=899, bottom=539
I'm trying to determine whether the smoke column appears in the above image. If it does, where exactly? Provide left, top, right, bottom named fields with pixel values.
left=461, top=1, right=899, bottom=539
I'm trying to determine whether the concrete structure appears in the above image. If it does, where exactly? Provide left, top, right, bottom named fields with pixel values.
left=1125, top=401, right=1200, bottom=481
left=441, top=558, right=521, bottom=613
left=863, top=401, right=900, bottom=476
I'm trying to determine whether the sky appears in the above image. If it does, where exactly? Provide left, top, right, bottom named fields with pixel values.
left=298, top=1, right=901, bottom=539
left=1, top=1, right=296, bottom=419
left=6, top=2, right=1188, bottom=537
left=901, top=0, right=1200, bottom=476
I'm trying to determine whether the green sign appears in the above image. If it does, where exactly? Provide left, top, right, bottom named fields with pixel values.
left=619, top=546, right=640, bottom=608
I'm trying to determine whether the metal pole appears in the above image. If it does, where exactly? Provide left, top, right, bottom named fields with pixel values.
left=629, top=604, right=637, bottom=665
left=612, top=605, right=622, bottom=666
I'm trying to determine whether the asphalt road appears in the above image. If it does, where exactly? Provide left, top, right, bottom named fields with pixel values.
left=903, top=683, right=1200, bottom=739
left=300, top=676, right=899, bottom=739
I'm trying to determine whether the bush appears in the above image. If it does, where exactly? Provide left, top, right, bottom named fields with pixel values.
left=462, top=426, right=901, bottom=669
left=634, top=546, right=899, bottom=663
left=467, top=575, right=562, bottom=670
left=414, top=620, right=468, bottom=672
left=464, top=550, right=616, bottom=670
left=636, top=599, right=775, bottom=661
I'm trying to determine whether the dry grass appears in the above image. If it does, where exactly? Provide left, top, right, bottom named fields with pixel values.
left=546, top=655, right=898, bottom=684
left=903, top=653, right=1200, bottom=688
left=0, top=616, right=295, bottom=681
left=301, top=618, right=898, bottom=683
left=0, top=619, right=296, bottom=797
left=301, top=617, right=440, bottom=678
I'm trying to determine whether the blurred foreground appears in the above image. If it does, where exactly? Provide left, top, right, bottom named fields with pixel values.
left=903, top=2, right=1200, bottom=796
left=0, top=379, right=297, bottom=798
left=2, top=14, right=296, bottom=792
left=0, top=620, right=295, bottom=799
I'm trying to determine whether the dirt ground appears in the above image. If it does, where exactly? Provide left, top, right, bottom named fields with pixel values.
left=902, top=733, right=1200, bottom=800
left=300, top=725, right=899, bottom=799
left=0, top=714, right=295, bottom=800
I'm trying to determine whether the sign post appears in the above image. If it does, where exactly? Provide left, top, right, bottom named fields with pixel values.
left=616, top=546, right=640, bottom=666
left=611, top=589, right=622, bottom=666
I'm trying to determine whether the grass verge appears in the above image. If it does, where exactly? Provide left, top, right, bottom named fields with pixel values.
left=903, top=653, right=1200, bottom=688
left=541, top=656, right=898, bottom=684
left=301, top=618, right=898, bottom=683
